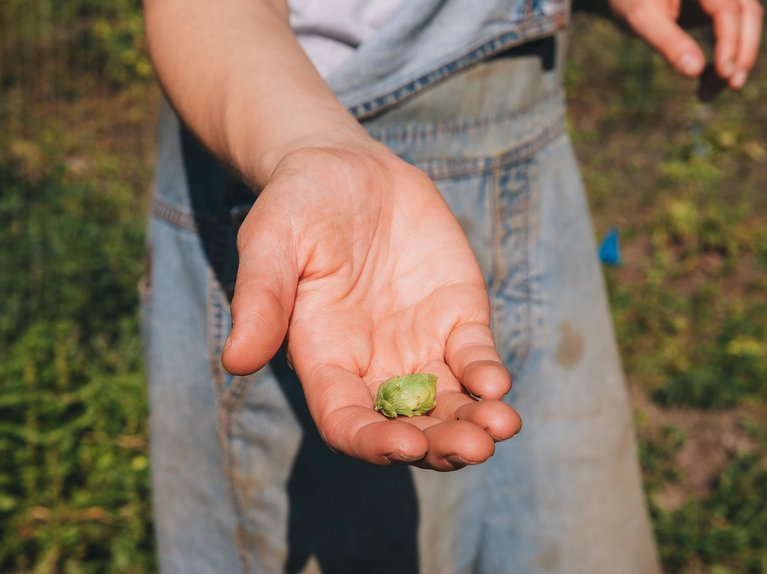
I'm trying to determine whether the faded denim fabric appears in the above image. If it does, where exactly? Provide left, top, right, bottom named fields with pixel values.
left=326, top=0, right=568, bottom=118
left=143, top=30, right=660, bottom=574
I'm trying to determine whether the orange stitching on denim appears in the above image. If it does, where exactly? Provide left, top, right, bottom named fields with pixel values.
left=366, top=88, right=563, bottom=144
left=346, top=13, right=566, bottom=120
left=422, top=116, right=565, bottom=181
left=207, top=266, right=251, bottom=573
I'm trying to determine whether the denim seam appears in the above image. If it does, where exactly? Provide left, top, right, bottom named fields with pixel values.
left=206, top=193, right=252, bottom=572
left=489, top=162, right=503, bottom=348
left=490, top=158, right=536, bottom=379
left=516, top=160, right=534, bottom=378
left=210, top=186, right=277, bottom=570
left=421, top=117, right=564, bottom=181
left=207, top=269, right=251, bottom=573
left=151, top=195, right=208, bottom=234
left=513, top=159, right=534, bottom=379
left=218, top=187, right=263, bottom=410
left=366, top=89, right=563, bottom=144
left=346, top=13, right=566, bottom=120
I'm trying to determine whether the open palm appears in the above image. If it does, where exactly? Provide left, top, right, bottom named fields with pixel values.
left=222, top=143, right=521, bottom=471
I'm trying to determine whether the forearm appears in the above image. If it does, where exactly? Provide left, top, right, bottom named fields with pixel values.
left=143, top=0, right=370, bottom=187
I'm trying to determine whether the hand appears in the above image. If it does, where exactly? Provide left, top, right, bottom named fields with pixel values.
left=610, top=0, right=763, bottom=89
left=220, top=140, right=522, bottom=471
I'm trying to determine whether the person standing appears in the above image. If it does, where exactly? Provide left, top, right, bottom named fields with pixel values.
left=141, top=0, right=762, bottom=572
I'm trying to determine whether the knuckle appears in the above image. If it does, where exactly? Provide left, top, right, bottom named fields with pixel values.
left=706, top=0, right=740, bottom=17
left=622, top=3, right=647, bottom=28
left=235, top=215, right=256, bottom=251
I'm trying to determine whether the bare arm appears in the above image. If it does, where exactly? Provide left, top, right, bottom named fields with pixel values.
left=143, top=0, right=522, bottom=470
left=143, top=0, right=368, bottom=186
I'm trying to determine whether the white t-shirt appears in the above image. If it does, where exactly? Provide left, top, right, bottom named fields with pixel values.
left=289, top=0, right=402, bottom=78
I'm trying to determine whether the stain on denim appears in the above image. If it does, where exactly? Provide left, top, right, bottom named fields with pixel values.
left=535, top=542, right=562, bottom=570
left=555, top=320, right=584, bottom=369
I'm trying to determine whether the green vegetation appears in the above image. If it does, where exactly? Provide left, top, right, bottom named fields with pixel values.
left=0, top=0, right=151, bottom=92
left=0, top=160, right=153, bottom=571
left=0, top=5, right=765, bottom=573
left=640, top=418, right=767, bottom=573
left=1, top=2, right=155, bottom=571
left=568, top=15, right=767, bottom=572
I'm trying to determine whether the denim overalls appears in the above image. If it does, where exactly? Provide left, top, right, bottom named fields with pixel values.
left=142, top=1, right=661, bottom=572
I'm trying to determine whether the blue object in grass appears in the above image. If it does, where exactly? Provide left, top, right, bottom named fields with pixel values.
left=598, top=227, right=621, bottom=266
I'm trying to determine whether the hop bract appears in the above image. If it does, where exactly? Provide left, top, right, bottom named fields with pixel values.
left=374, top=374, right=437, bottom=418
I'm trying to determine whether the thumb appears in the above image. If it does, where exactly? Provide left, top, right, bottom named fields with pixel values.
left=221, top=208, right=299, bottom=376
left=623, top=1, right=706, bottom=77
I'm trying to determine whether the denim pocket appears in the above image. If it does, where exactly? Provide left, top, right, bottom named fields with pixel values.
left=362, top=54, right=566, bottom=377
left=421, top=150, right=542, bottom=378
left=488, top=154, right=541, bottom=376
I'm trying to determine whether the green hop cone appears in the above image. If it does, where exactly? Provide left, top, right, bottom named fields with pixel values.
left=374, top=374, right=438, bottom=418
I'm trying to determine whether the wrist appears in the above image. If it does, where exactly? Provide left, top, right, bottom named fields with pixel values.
left=230, top=106, right=375, bottom=188
left=259, top=122, right=374, bottom=186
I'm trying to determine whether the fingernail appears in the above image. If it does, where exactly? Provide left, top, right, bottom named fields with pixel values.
left=446, top=455, right=472, bottom=467
left=386, top=452, right=422, bottom=464
left=400, top=454, right=423, bottom=462
left=677, top=52, right=700, bottom=76
left=731, top=70, right=748, bottom=90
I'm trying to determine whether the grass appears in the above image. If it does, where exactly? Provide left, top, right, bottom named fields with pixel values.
left=0, top=155, right=154, bottom=572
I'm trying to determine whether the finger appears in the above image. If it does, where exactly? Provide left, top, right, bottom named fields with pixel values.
left=221, top=208, right=299, bottom=376
left=418, top=421, right=496, bottom=471
left=668, top=0, right=683, bottom=20
left=730, top=0, right=764, bottom=88
left=703, top=0, right=742, bottom=78
left=456, top=400, right=523, bottom=442
left=430, top=391, right=522, bottom=442
left=428, top=388, right=475, bottom=420
left=299, top=362, right=429, bottom=464
left=624, top=1, right=706, bottom=76
left=446, top=322, right=512, bottom=399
